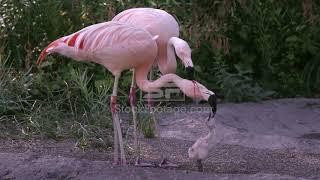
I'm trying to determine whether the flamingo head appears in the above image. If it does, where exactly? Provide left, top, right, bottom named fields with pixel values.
left=176, top=43, right=194, bottom=80
left=170, top=37, right=194, bottom=80
left=208, top=93, right=217, bottom=117
left=183, top=80, right=217, bottom=116
left=186, top=66, right=194, bottom=80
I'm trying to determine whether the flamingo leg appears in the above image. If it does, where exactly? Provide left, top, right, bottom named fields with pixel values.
left=147, top=69, right=157, bottom=139
left=130, top=70, right=155, bottom=167
left=129, top=70, right=140, bottom=162
left=147, top=70, right=178, bottom=168
left=111, top=74, right=126, bottom=165
left=129, top=70, right=139, bottom=154
left=112, top=108, right=119, bottom=164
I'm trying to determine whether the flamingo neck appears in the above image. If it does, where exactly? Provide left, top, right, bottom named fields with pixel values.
left=135, top=66, right=182, bottom=93
left=134, top=65, right=214, bottom=103
left=165, top=38, right=178, bottom=73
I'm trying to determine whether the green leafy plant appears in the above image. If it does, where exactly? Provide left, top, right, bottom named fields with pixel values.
left=214, top=61, right=275, bottom=102
left=138, top=111, right=156, bottom=139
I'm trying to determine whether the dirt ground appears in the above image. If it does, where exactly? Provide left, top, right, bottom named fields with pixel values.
left=0, top=98, right=320, bottom=179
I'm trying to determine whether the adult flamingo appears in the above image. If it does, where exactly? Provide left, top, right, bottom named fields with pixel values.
left=37, top=21, right=217, bottom=165
left=112, top=8, right=195, bottom=166
left=112, top=8, right=194, bottom=76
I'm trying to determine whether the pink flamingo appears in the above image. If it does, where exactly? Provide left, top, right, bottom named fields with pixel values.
left=112, top=8, right=194, bottom=76
left=37, top=21, right=216, bottom=165
left=112, top=8, right=195, bottom=166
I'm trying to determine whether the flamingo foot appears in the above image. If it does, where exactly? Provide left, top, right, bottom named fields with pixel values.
left=196, top=159, right=204, bottom=172
left=112, top=162, right=118, bottom=166
left=121, top=159, right=127, bottom=165
left=158, top=158, right=179, bottom=168
left=135, top=157, right=155, bottom=167
left=113, top=159, right=127, bottom=166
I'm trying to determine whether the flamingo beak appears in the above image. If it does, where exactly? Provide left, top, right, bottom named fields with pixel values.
left=196, top=159, right=203, bottom=172
left=186, top=66, right=194, bottom=80
left=208, top=94, right=217, bottom=116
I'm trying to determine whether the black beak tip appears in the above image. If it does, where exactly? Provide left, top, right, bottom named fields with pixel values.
left=208, top=94, right=217, bottom=114
left=186, top=66, right=194, bottom=80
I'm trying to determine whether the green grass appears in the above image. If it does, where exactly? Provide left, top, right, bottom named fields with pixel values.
left=0, top=55, right=115, bottom=148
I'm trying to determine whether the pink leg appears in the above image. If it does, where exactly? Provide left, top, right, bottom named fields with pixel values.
left=111, top=74, right=126, bottom=165
left=111, top=95, right=119, bottom=164
left=130, top=70, right=154, bottom=167
left=130, top=87, right=138, bottom=144
left=129, top=70, right=138, bottom=153
left=148, top=70, right=178, bottom=168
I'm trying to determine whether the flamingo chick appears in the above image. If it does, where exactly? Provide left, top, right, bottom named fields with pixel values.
left=188, top=117, right=217, bottom=172
left=188, top=132, right=214, bottom=172
left=37, top=21, right=217, bottom=166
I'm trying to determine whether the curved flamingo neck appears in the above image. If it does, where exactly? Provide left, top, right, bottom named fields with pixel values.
left=135, top=65, right=182, bottom=93
left=164, top=38, right=178, bottom=73
left=168, top=37, right=193, bottom=68
left=134, top=65, right=213, bottom=102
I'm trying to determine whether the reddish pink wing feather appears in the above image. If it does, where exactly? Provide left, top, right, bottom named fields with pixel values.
left=67, top=33, right=80, bottom=47
left=36, top=40, right=61, bottom=64
left=37, top=33, right=85, bottom=64
left=79, top=39, right=85, bottom=49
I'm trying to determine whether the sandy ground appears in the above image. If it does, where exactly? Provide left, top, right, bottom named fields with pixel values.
left=0, top=98, right=320, bottom=179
